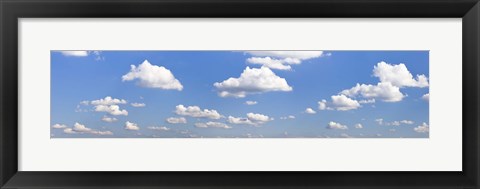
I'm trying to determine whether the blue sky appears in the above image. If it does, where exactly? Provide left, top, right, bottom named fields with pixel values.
left=51, top=50, right=429, bottom=138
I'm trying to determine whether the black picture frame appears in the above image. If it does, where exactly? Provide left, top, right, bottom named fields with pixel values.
left=1, top=0, right=479, bottom=188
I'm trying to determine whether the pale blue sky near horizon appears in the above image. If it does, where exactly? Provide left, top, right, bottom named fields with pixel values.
left=50, top=50, right=429, bottom=138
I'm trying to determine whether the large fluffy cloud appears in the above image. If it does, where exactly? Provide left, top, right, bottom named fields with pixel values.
left=174, top=105, right=222, bottom=119
left=228, top=113, right=272, bottom=126
left=94, top=105, right=128, bottom=116
left=318, top=95, right=361, bottom=111
left=82, top=96, right=129, bottom=116
left=214, top=66, right=292, bottom=98
left=373, top=61, right=429, bottom=88
left=331, top=62, right=427, bottom=105
left=125, top=121, right=140, bottom=130
left=194, top=122, right=232, bottom=129
left=327, top=121, right=348, bottom=130
left=245, top=51, right=325, bottom=70
left=340, top=82, right=405, bottom=102
left=122, top=60, right=183, bottom=90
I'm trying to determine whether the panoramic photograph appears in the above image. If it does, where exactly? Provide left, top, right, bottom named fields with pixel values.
left=50, top=50, right=429, bottom=138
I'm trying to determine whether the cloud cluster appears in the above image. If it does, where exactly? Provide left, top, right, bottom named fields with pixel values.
left=125, top=121, right=140, bottom=130
left=228, top=113, right=272, bottom=126
left=81, top=96, right=129, bottom=117
left=339, top=62, right=428, bottom=103
left=122, top=60, right=183, bottom=90
left=318, top=95, right=361, bottom=111
left=327, top=121, right=348, bottom=130
left=175, top=105, right=222, bottom=119
left=245, top=51, right=325, bottom=70
left=95, top=105, right=128, bottom=116
left=91, top=96, right=127, bottom=106
left=166, top=117, right=187, bottom=124
left=195, top=122, right=232, bottom=129
left=414, top=122, right=429, bottom=133
left=62, top=122, right=113, bottom=135
left=214, top=66, right=292, bottom=98
left=341, top=82, right=405, bottom=102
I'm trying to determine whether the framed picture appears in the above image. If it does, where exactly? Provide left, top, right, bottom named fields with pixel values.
left=1, top=0, right=479, bottom=188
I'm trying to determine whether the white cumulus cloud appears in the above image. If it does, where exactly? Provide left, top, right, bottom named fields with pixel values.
left=213, top=66, right=292, bottom=98
left=354, top=123, right=363, bottom=129
left=52, top=124, right=67, bottom=129
left=166, top=117, right=187, bottom=124
left=63, top=122, right=113, bottom=135
left=228, top=113, right=272, bottom=126
left=194, top=122, right=232, bottom=129
left=414, top=122, right=429, bottom=133
left=122, top=60, right=183, bottom=90
left=125, top=121, right=140, bottom=130
left=305, top=108, right=316, bottom=114
left=94, top=105, right=128, bottom=116
left=327, top=121, right=348, bottom=130
left=91, top=96, right=127, bottom=106
left=175, top=105, right=222, bottom=119
left=341, top=82, right=405, bottom=102
left=373, top=61, right=429, bottom=88
left=318, top=95, right=361, bottom=111
left=245, top=51, right=325, bottom=70
left=246, top=57, right=295, bottom=70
